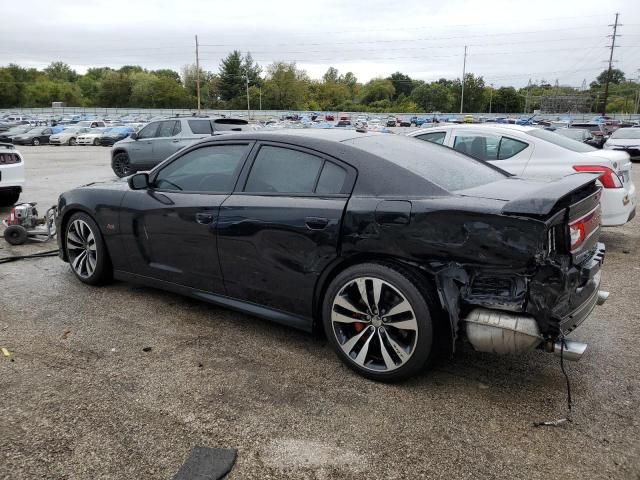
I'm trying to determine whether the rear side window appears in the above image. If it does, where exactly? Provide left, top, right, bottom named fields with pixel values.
left=316, top=162, right=347, bottom=194
left=344, top=135, right=506, bottom=192
left=188, top=120, right=213, bottom=134
left=453, top=134, right=527, bottom=160
left=497, top=137, right=528, bottom=159
left=416, top=131, right=446, bottom=144
left=244, top=146, right=323, bottom=194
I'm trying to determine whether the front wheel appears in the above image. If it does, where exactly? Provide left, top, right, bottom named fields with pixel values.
left=112, top=152, right=132, bottom=178
left=69, top=137, right=76, bottom=146
left=32, top=138, right=40, bottom=146
left=65, top=212, right=112, bottom=285
left=93, top=138, right=100, bottom=146
left=323, top=263, right=434, bottom=382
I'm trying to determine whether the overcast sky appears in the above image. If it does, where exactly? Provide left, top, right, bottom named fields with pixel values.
left=2, top=0, right=639, bottom=87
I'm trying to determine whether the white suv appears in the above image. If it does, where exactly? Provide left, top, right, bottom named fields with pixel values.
left=0, top=143, right=25, bottom=206
left=408, top=124, right=636, bottom=226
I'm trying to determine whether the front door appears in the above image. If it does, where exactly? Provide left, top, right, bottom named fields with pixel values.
left=127, top=121, right=160, bottom=166
left=217, top=142, right=354, bottom=318
left=152, top=120, right=184, bottom=163
left=120, top=142, right=253, bottom=293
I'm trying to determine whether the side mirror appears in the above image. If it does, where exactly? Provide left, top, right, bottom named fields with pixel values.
left=128, top=172, right=149, bottom=190
left=129, top=132, right=138, bottom=140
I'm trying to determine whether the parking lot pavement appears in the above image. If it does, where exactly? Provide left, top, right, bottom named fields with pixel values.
left=1, top=146, right=639, bottom=479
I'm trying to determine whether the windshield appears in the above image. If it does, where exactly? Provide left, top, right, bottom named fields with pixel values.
left=344, top=135, right=507, bottom=191
left=611, top=128, right=640, bottom=140
left=526, top=128, right=596, bottom=152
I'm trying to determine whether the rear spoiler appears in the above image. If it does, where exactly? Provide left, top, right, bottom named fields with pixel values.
left=502, top=173, right=601, bottom=216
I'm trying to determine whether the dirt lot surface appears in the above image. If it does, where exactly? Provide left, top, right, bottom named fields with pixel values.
left=1, top=145, right=639, bottom=479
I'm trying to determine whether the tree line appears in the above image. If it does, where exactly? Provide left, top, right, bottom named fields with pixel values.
left=0, top=52, right=637, bottom=113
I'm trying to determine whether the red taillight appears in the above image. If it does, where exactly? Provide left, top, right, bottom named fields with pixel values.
left=572, top=165, right=622, bottom=188
left=6, top=208, right=17, bottom=225
left=568, top=205, right=601, bottom=252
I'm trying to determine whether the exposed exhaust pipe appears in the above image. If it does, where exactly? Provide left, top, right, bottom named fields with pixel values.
left=597, top=290, right=609, bottom=306
left=553, top=340, right=588, bottom=362
left=464, top=308, right=542, bottom=355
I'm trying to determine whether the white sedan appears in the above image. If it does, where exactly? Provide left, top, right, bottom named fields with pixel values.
left=76, top=128, right=108, bottom=146
left=0, top=143, right=24, bottom=206
left=49, top=126, right=91, bottom=146
left=603, top=127, right=640, bottom=161
left=408, top=124, right=636, bottom=226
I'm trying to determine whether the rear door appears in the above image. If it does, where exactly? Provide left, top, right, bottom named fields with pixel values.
left=120, top=141, right=253, bottom=293
left=217, top=142, right=355, bottom=318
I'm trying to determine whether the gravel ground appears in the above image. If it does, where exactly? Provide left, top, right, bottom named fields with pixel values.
left=1, top=145, right=639, bottom=480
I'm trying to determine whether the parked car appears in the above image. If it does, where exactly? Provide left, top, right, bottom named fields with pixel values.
left=11, top=126, right=54, bottom=146
left=603, top=127, right=640, bottom=161
left=408, top=124, right=636, bottom=226
left=99, top=126, right=136, bottom=147
left=76, top=120, right=107, bottom=128
left=0, top=143, right=24, bottom=206
left=110, top=116, right=250, bottom=177
left=0, top=126, right=32, bottom=143
left=553, top=127, right=602, bottom=149
left=49, top=126, right=91, bottom=146
left=76, top=128, right=109, bottom=146
left=385, top=116, right=397, bottom=127
left=335, top=120, right=352, bottom=128
left=396, top=116, right=412, bottom=127
left=463, top=114, right=474, bottom=124
left=325, top=114, right=335, bottom=121
left=569, top=123, right=608, bottom=148
left=56, top=130, right=607, bottom=381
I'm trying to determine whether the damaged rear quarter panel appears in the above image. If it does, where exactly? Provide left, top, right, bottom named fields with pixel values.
left=341, top=196, right=556, bottom=346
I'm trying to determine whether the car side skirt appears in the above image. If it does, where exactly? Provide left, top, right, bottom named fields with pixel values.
left=113, top=270, right=313, bottom=332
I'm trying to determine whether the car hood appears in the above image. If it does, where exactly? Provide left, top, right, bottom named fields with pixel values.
left=80, top=178, right=130, bottom=190
left=457, top=173, right=601, bottom=215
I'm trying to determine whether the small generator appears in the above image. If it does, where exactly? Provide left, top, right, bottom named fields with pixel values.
left=2, top=203, right=57, bottom=245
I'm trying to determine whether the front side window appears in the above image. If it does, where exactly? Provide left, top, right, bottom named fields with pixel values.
left=153, top=144, right=249, bottom=193
left=416, top=131, right=446, bottom=145
left=244, top=146, right=324, bottom=194
left=137, top=122, right=160, bottom=139
left=157, top=120, right=178, bottom=137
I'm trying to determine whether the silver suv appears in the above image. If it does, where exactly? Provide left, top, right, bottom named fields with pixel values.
left=110, top=116, right=250, bottom=177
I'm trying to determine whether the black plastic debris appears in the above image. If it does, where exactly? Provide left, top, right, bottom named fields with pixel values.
left=172, top=447, right=237, bottom=480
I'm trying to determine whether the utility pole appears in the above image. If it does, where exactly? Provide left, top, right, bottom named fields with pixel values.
left=259, top=86, right=262, bottom=112
left=460, top=45, right=467, bottom=114
left=489, top=83, right=493, bottom=114
left=245, top=75, right=250, bottom=120
left=602, top=12, right=621, bottom=115
left=524, top=78, right=532, bottom=113
left=195, top=35, right=201, bottom=113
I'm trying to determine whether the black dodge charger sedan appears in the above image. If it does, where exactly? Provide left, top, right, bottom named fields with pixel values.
left=56, top=130, right=607, bottom=381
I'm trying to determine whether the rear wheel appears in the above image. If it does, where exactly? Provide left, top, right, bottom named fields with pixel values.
left=69, top=137, right=76, bottom=146
left=65, top=212, right=112, bottom=285
left=112, top=152, right=132, bottom=178
left=93, top=138, right=100, bottom=146
left=323, top=263, right=434, bottom=382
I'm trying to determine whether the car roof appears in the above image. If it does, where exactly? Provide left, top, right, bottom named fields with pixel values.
left=407, top=123, right=537, bottom=136
left=190, top=129, right=453, bottom=197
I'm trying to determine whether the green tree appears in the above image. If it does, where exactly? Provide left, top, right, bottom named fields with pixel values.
left=361, top=79, right=395, bottom=104
left=44, top=62, right=78, bottom=83
left=410, top=82, right=453, bottom=111
left=218, top=51, right=244, bottom=102
left=590, top=68, right=626, bottom=89
left=97, top=71, right=132, bottom=107
left=452, top=73, right=487, bottom=112
left=493, top=87, right=523, bottom=113
left=152, top=69, right=182, bottom=84
left=262, top=62, right=309, bottom=109
left=323, top=67, right=340, bottom=83
left=387, top=72, right=413, bottom=100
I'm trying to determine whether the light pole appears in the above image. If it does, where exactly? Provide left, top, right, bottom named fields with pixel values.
left=489, top=83, right=493, bottom=114
left=460, top=45, right=467, bottom=114
left=245, top=75, right=250, bottom=120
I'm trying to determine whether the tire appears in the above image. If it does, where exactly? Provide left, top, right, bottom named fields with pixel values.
left=4, top=225, right=28, bottom=245
left=32, top=138, right=40, bottom=146
left=0, top=190, right=20, bottom=206
left=64, top=212, right=112, bottom=285
left=112, top=152, right=132, bottom=178
left=322, top=263, right=434, bottom=382
left=69, top=137, right=76, bottom=146
left=93, top=138, right=100, bottom=146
